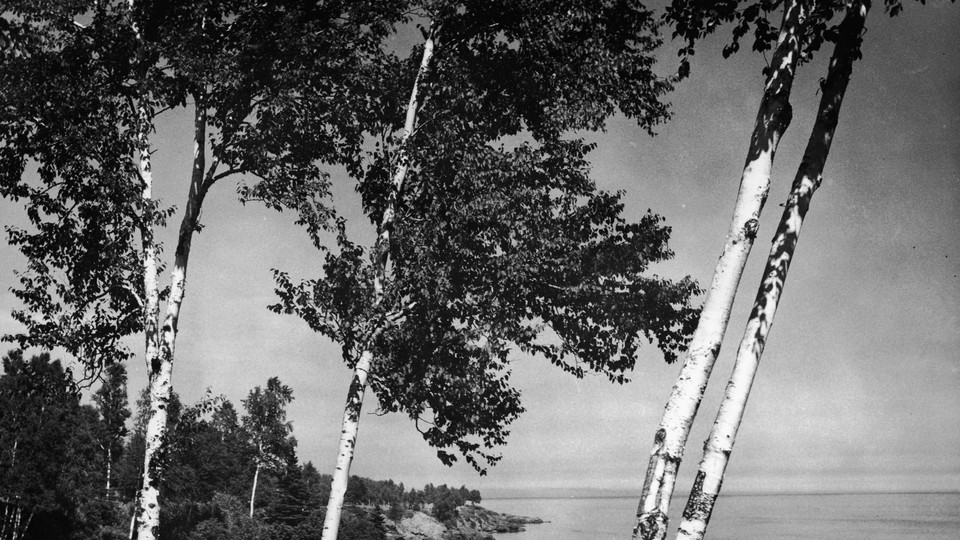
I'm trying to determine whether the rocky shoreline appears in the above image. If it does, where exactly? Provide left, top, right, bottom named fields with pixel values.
left=387, top=504, right=544, bottom=540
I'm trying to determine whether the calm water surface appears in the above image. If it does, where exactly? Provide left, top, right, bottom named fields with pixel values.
left=483, top=493, right=960, bottom=540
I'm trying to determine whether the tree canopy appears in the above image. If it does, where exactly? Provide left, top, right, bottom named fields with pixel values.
left=272, top=0, right=701, bottom=472
left=0, top=351, right=104, bottom=539
left=0, top=0, right=408, bottom=371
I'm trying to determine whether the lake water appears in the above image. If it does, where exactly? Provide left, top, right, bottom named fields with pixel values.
left=483, top=493, right=960, bottom=539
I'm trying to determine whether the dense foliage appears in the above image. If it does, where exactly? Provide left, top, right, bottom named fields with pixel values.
left=272, top=0, right=701, bottom=473
left=0, top=2, right=411, bottom=532
left=0, top=0, right=408, bottom=374
left=0, top=350, right=487, bottom=539
left=663, top=0, right=920, bottom=79
left=0, top=351, right=105, bottom=539
left=2, top=0, right=698, bottom=533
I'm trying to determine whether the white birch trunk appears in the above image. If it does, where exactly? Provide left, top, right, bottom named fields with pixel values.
left=128, top=1, right=162, bottom=536
left=675, top=5, right=869, bottom=539
left=5, top=505, right=30, bottom=540
left=136, top=101, right=212, bottom=540
left=130, top=96, right=162, bottom=540
left=632, top=3, right=808, bottom=539
left=106, top=446, right=112, bottom=492
left=18, top=512, right=31, bottom=540
left=320, top=349, right=373, bottom=539
left=128, top=504, right=137, bottom=540
left=10, top=506, right=19, bottom=540
left=249, top=460, right=261, bottom=518
left=319, top=29, right=437, bottom=540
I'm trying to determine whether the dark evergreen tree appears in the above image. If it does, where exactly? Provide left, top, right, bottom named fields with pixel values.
left=0, top=351, right=105, bottom=539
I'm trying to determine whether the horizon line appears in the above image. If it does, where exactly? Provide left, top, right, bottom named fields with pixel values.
left=485, top=489, right=960, bottom=501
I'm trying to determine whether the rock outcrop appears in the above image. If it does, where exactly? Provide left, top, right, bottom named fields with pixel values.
left=386, top=505, right=544, bottom=540
left=395, top=511, right=448, bottom=539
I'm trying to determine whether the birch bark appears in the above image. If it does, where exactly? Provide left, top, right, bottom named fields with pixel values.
left=10, top=506, right=20, bottom=540
left=130, top=83, right=162, bottom=540
left=106, top=446, right=112, bottom=492
left=249, top=460, right=261, bottom=518
left=632, top=3, right=807, bottom=538
left=136, top=101, right=213, bottom=540
left=19, top=512, right=31, bottom=540
left=127, top=1, right=162, bottom=535
left=675, top=4, right=869, bottom=539
left=136, top=103, right=160, bottom=385
left=319, top=29, right=437, bottom=540
left=131, top=105, right=162, bottom=537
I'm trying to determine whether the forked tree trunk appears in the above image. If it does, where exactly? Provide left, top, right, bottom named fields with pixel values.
left=632, top=3, right=808, bottom=539
left=320, top=29, right=437, bottom=540
left=136, top=101, right=213, bottom=540
left=675, top=4, right=869, bottom=539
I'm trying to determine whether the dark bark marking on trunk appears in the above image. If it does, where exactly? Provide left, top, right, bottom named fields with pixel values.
left=681, top=470, right=719, bottom=524
left=635, top=512, right=668, bottom=540
left=653, top=428, right=666, bottom=446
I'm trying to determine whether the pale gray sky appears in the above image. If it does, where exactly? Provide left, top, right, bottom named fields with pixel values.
left=1, top=2, right=958, bottom=499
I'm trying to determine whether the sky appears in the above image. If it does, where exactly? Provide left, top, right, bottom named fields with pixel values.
left=1, top=2, right=958, bottom=501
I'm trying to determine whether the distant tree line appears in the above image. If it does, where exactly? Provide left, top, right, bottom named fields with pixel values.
left=343, top=479, right=481, bottom=524
left=0, top=350, right=481, bottom=539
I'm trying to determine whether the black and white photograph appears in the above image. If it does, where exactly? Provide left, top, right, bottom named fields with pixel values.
left=0, top=1, right=957, bottom=538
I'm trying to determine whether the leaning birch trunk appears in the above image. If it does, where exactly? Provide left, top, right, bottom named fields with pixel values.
left=632, top=3, right=807, bottom=539
left=675, top=4, right=869, bottom=539
left=319, top=29, right=437, bottom=540
left=249, top=460, right=261, bottom=518
left=136, top=101, right=213, bottom=540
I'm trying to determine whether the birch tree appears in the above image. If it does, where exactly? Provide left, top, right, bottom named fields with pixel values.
left=632, top=2, right=817, bottom=537
left=636, top=1, right=941, bottom=537
left=674, top=2, right=871, bottom=537
left=1, top=2, right=403, bottom=537
left=93, top=362, right=131, bottom=494
left=241, top=377, right=296, bottom=519
left=270, top=2, right=700, bottom=537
